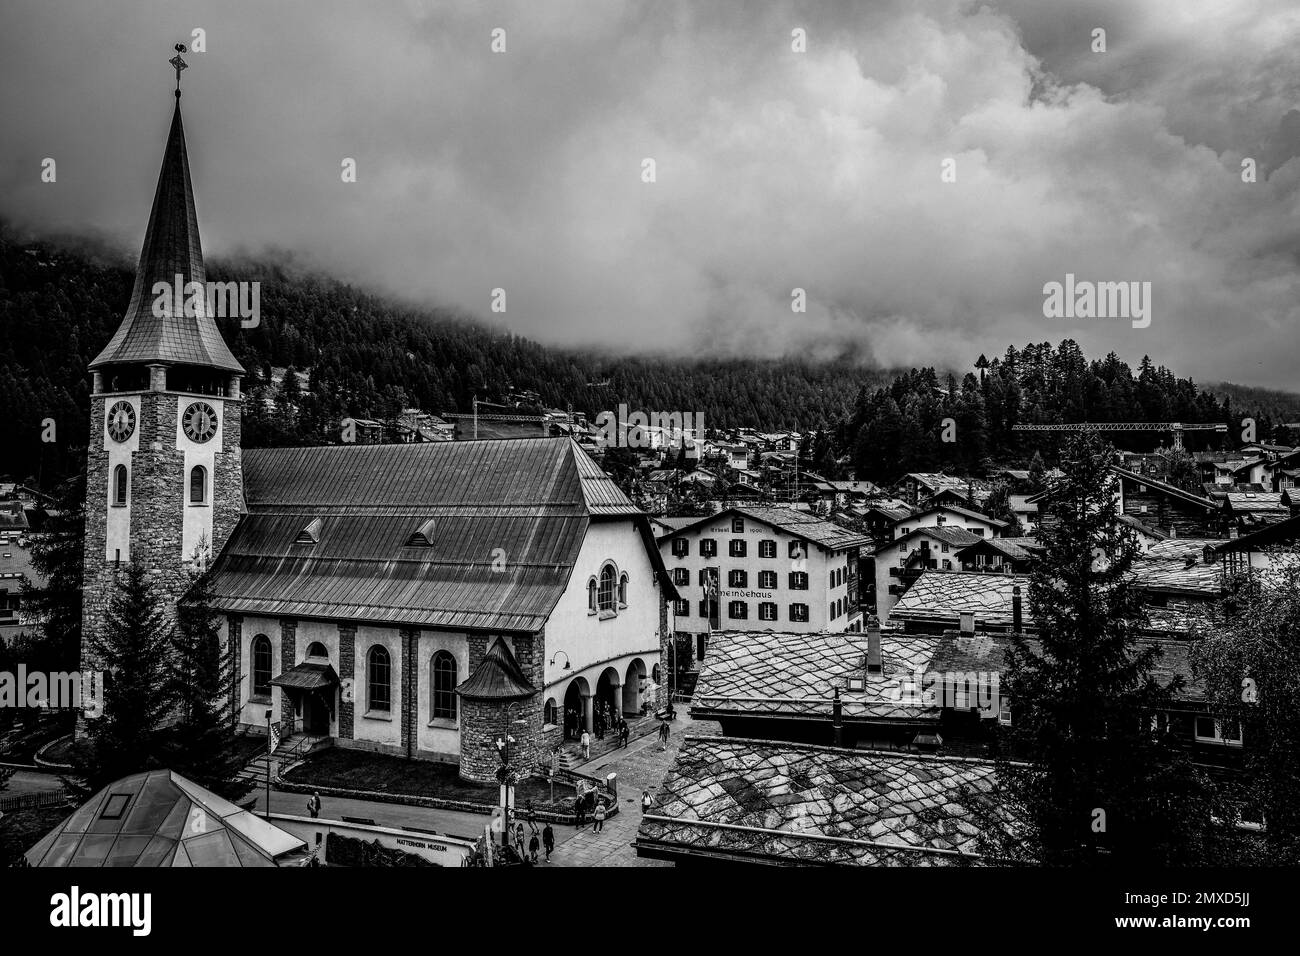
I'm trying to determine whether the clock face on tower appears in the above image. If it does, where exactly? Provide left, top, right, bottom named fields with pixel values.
left=182, top=402, right=218, bottom=443
left=107, top=401, right=136, bottom=443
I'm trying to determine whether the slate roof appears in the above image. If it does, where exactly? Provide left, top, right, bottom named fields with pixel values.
left=89, top=101, right=243, bottom=373
left=25, top=770, right=305, bottom=867
left=1223, top=492, right=1287, bottom=514
left=1211, top=514, right=1300, bottom=553
left=0, top=502, right=29, bottom=531
left=879, top=526, right=981, bottom=556
left=457, top=637, right=537, bottom=700
left=1131, top=553, right=1222, bottom=596
left=660, top=506, right=870, bottom=553
left=270, top=662, right=339, bottom=691
left=906, top=504, right=1009, bottom=529
left=692, top=630, right=941, bottom=722
left=890, top=571, right=1032, bottom=628
left=204, top=438, right=665, bottom=631
left=954, top=537, right=1041, bottom=563
left=635, top=736, right=1016, bottom=865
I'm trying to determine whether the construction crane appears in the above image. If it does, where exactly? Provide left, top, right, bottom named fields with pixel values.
left=1012, top=421, right=1227, bottom=451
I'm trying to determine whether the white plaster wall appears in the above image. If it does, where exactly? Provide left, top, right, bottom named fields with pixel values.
left=354, top=625, right=402, bottom=747
left=544, top=520, right=663, bottom=697
left=174, top=395, right=222, bottom=566
left=236, top=615, right=281, bottom=728
left=415, top=630, right=469, bottom=760
left=103, top=395, right=141, bottom=563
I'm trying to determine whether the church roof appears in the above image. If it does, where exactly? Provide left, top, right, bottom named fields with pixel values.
left=204, top=438, right=668, bottom=631
left=25, top=769, right=305, bottom=867
left=456, top=638, right=538, bottom=700
left=89, top=100, right=243, bottom=373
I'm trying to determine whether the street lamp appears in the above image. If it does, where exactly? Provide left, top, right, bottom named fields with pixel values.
left=549, top=650, right=571, bottom=670
left=494, top=701, right=528, bottom=848
left=264, top=709, right=274, bottom=819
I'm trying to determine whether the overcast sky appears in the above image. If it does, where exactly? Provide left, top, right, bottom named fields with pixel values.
left=3, top=0, right=1299, bottom=386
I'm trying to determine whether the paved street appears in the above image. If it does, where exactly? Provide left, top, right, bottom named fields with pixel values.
left=5, top=712, right=720, bottom=867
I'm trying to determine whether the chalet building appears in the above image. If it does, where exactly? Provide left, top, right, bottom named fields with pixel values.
left=873, top=526, right=980, bottom=620
left=658, top=506, right=869, bottom=662
left=79, top=74, right=675, bottom=783
left=1219, top=490, right=1290, bottom=529
left=1111, top=466, right=1223, bottom=538
left=1206, top=514, right=1300, bottom=579
left=894, top=503, right=1007, bottom=540
left=954, top=536, right=1042, bottom=574
left=1007, top=494, right=1039, bottom=533
left=855, top=500, right=914, bottom=541
left=898, top=473, right=971, bottom=507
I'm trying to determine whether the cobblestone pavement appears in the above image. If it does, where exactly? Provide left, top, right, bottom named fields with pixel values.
left=543, top=711, right=722, bottom=867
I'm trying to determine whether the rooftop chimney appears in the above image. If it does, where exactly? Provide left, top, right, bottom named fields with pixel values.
left=831, top=687, right=843, bottom=747
left=866, top=615, right=882, bottom=675
left=959, top=611, right=975, bottom=635
left=1012, top=585, right=1023, bottom=633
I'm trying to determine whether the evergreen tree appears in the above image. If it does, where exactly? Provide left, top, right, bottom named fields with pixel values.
left=18, top=467, right=86, bottom=674
left=164, top=572, right=252, bottom=802
left=987, top=432, right=1229, bottom=865
left=70, top=563, right=175, bottom=795
left=1027, top=451, right=1047, bottom=492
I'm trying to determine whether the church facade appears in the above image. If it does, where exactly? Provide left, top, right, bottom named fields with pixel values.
left=81, top=65, right=675, bottom=783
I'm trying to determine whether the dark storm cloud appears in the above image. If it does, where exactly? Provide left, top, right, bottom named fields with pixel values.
left=2, top=0, right=1298, bottom=386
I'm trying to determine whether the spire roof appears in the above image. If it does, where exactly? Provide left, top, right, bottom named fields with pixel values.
left=89, top=96, right=244, bottom=373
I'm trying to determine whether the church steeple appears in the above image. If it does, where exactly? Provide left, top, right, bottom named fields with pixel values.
left=89, top=45, right=243, bottom=374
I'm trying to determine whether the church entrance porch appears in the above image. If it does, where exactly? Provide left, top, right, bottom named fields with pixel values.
left=271, top=662, right=339, bottom=739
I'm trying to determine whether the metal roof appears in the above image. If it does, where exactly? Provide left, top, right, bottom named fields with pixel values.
left=206, top=438, right=656, bottom=631
left=89, top=101, right=243, bottom=373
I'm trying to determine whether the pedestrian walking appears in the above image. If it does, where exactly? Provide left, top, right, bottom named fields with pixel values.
left=515, top=821, right=526, bottom=857
left=528, top=832, right=540, bottom=863
left=659, top=720, right=670, bottom=750
left=542, top=823, right=555, bottom=861
left=641, top=789, right=652, bottom=814
left=574, top=792, right=586, bottom=828
left=526, top=800, right=538, bottom=834
left=580, top=729, right=591, bottom=760
left=620, top=721, right=630, bottom=749
left=307, top=792, right=321, bottom=818
left=592, top=800, right=606, bottom=833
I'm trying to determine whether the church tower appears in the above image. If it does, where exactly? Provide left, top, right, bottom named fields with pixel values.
left=82, top=46, right=244, bottom=657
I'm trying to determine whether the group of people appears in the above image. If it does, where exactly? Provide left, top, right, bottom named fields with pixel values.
left=512, top=803, right=556, bottom=864
left=579, top=718, right=630, bottom=759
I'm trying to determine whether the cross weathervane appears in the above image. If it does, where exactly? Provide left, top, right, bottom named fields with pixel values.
left=169, top=43, right=188, bottom=96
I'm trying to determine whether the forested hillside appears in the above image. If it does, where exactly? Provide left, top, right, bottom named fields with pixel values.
left=3, top=230, right=1299, bottom=488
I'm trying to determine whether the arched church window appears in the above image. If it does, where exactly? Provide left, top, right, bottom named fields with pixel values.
left=431, top=651, right=457, bottom=720
left=598, top=564, right=617, bottom=611
left=251, top=635, right=272, bottom=697
left=189, top=465, right=207, bottom=503
left=368, top=645, right=392, bottom=712
left=113, top=465, right=128, bottom=506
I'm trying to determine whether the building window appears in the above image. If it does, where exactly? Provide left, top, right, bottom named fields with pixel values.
left=941, top=543, right=949, bottom=553
left=618, top=573, right=629, bottom=607
left=672, top=538, right=689, bottom=557
left=189, top=465, right=207, bottom=504
left=698, top=569, right=710, bottom=586
left=758, top=570, right=777, bottom=589
left=674, top=599, right=690, bottom=616
left=588, top=578, right=597, bottom=614
left=729, top=569, right=747, bottom=588
left=898, top=543, right=907, bottom=554
left=943, top=560, right=952, bottom=570
left=728, top=600, right=748, bottom=620
left=306, top=642, right=327, bottom=659
left=789, top=572, right=808, bottom=590
left=544, top=698, right=557, bottom=728
left=790, top=603, right=809, bottom=623
left=700, top=539, right=717, bottom=558
left=368, top=645, right=392, bottom=712
left=431, top=651, right=457, bottom=720
left=598, top=564, right=617, bottom=611
left=732, top=517, right=745, bottom=533
left=758, top=602, right=777, bottom=621
left=113, top=465, right=128, bottom=506
left=251, top=635, right=272, bottom=697
left=673, top=568, right=689, bottom=586
left=829, top=602, right=836, bottom=620
left=730, top=539, right=747, bottom=558
left=759, top=540, right=776, bottom=559
left=901, top=527, right=910, bottom=535
left=1194, top=717, right=1242, bottom=747
left=788, top=541, right=805, bottom=559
